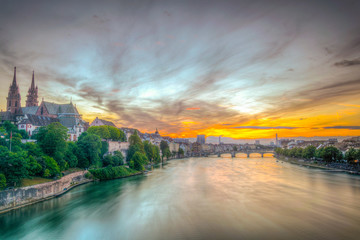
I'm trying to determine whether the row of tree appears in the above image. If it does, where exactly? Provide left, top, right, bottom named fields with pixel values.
left=0, top=122, right=127, bottom=189
left=275, top=145, right=360, bottom=163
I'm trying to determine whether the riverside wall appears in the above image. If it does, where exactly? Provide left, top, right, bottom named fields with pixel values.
left=0, top=171, right=90, bottom=214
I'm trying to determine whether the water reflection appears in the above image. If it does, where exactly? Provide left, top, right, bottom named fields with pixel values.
left=1, top=157, right=360, bottom=240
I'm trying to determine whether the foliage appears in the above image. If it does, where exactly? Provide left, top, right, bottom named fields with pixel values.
left=126, top=132, right=146, bottom=162
left=322, top=146, right=343, bottom=162
left=89, top=166, right=138, bottom=180
left=26, top=155, right=42, bottom=176
left=76, top=132, right=102, bottom=168
left=101, top=141, right=109, bottom=156
left=130, top=152, right=148, bottom=171
left=36, top=122, right=68, bottom=160
left=345, top=148, right=358, bottom=164
left=178, top=148, right=184, bottom=157
left=0, top=173, right=6, bottom=190
left=143, top=141, right=160, bottom=163
left=23, top=142, right=43, bottom=157
left=302, top=145, right=316, bottom=159
left=0, top=148, right=28, bottom=186
left=41, top=156, right=61, bottom=178
left=87, top=126, right=126, bottom=141
left=103, top=151, right=124, bottom=167
left=64, top=142, right=78, bottom=168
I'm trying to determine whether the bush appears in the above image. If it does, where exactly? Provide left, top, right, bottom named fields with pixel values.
left=89, top=166, right=138, bottom=180
left=0, top=173, right=6, bottom=190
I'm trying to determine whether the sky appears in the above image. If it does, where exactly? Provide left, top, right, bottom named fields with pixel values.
left=0, top=0, right=360, bottom=140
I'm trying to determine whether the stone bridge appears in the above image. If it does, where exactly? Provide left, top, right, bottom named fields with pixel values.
left=210, top=150, right=275, bottom=158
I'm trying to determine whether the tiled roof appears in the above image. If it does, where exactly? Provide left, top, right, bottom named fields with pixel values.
left=19, top=114, right=58, bottom=126
left=99, top=119, right=116, bottom=127
left=0, top=111, right=16, bottom=121
left=21, top=106, right=39, bottom=115
left=43, top=101, right=79, bottom=115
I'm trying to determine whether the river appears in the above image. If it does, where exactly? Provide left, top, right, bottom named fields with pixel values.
left=1, top=157, right=360, bottom=240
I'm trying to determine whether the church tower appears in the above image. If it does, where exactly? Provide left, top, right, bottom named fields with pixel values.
left=26, top=71, right=38, bottom=107
left=6, top=67, right=21, bottom=114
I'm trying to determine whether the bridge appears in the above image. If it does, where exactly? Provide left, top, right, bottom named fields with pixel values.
left=209, top=150, right=275, bottom=158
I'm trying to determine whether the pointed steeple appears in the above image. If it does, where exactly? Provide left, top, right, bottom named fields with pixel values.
left=30, top=71, right=35, bottom=90
left=12, top=67, right=17, bottom=86
left=26, top=70, right=39, bottom=107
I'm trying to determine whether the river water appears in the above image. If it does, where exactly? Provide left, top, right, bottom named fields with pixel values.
left=1, top=157, right=360, bottom=240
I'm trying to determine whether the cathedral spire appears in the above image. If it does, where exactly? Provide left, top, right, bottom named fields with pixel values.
left=30, top=71, right=35, bottom=90
left=12, top=67, right=17, bottom=86
left=26, top=70, right=39, bottom=107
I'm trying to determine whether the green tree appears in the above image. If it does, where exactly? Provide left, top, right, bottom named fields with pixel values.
left=178, top=148, right=184, bottom=157
left=126, top=132, right=145, bottom=162
left=144, top=141, right=156, bottom=163
left=0, top=148, right=28, bottom=186
left=103, top=151, right=124, bottom=167
left=26, top=155, right=42, bottom=176
left=129, top=131, right=143, bottom=146
left=130, top=152, right=148, bottom=171
left=64, top=142, right=78, bottom=168
left=87, top=126, right=111, bottom=139
left=0, top=173, right=6, bottom=190
left=76, top=132, right=102, bottom=168
left=36, top=122, right=68, bottom=160
left=302, top=145, right=316, bottom=159
left=23, top=142, right=43, bottom=157
left=345, top=148, right=357, bottom=164
left=41, top=156, right=61, bottom=178
left=322, top=146, right=343, bottom=162
left=160, top=140, right=169, bottom=155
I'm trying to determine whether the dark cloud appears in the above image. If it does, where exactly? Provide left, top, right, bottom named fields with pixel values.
left=324, top=126, right=360, bottom=130
left=334, top=58, right=360, bottom=67
left=232, top=126, right=298, bottom=129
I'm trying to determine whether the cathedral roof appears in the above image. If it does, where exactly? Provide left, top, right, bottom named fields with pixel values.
left=19, top=114, right=58, bottom=126
left=43, top=101, right=80, bottom=116
left=21, top=106, right=39, bottom=115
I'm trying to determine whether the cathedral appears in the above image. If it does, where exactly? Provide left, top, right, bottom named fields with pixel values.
left=0, top=67, right=88, bottom=141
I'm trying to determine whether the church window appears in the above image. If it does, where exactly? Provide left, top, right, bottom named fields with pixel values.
left=15, top=101, right=17, bottom=107
left=8, top=101, right=11, bottom=107
left=41, top=107, right=43, bottom=115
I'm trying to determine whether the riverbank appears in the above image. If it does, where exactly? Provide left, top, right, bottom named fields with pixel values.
left=0, top=171, right=91, bottom=215
left=277, top=155, right=360, bottom=175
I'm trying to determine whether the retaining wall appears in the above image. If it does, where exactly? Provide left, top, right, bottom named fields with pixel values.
left=0, top=171, right=89, bottom=213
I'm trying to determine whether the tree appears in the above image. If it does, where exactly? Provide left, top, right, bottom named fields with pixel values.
left=103, top=151, right=124, bottom=167
left=23, top=142, right=43, bottom=157
left=160, top=140, right=169, bottom=155
left=233, top=146, right=238, bottom=151
left=302, top=145, right=316, bottom=159
left=0, top=173, right=6, bottom=190
left=126, top=132, right=145, bottom=162
left=345, top=148, right=357, bottom=164
left=26, top=155, right=42, bottom=176
left=130, top=152, right=148, bottom=171
left=40, top=156, right=61, bottom=178
left=144, top=141, right=156, bottom=163
left=64, top=142, right=78, bottom=168
left=178, top=148, right=184, bottom=157
left=76, top=132, right=102, bottom=168
left=322, top=146, right=343, bottom=162
left=87, top=126, right=110, bottom=139
left=0, top=148, right=28, bottom=186
left=36, top=122, right=68, bottom=160
left=129, top=131, right=143, bottom=146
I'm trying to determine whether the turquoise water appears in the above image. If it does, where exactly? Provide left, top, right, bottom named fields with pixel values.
left=1, top=157, right=360, bottom=240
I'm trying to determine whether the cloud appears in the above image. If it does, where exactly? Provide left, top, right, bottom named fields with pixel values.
left=232, top=126, right=298, bottom=130
left=323, top=126, right=360, bottom=130
left=334, top=58, right=360, bottom=67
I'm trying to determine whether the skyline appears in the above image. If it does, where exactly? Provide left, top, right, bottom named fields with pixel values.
left=1, top=0, right=360, bottom=139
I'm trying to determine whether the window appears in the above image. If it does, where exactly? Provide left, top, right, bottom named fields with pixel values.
left=15, top=101, right=17, bottom=107
left=41, top=107, right=43, bottom=115
left=8, top=101, right=11, bottom=107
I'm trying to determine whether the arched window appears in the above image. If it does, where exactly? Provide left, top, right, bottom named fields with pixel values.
left=8, top=101, right=11, bottom=107
left=41, top=107, right=43, bottom=115
left=15, top=101, right=17, bottom=107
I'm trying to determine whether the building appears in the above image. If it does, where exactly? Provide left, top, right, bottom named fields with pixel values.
left=18, top=114, right=58, bottom=137
left=255, top=140, right=260, bottom=145
left=173, top=138, right=190, bottom=143
left=1, top=67, right=87, bottom=141
left=90, top=117, right=116, bottom=127
left=196, top=135, right=206, bottom=144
